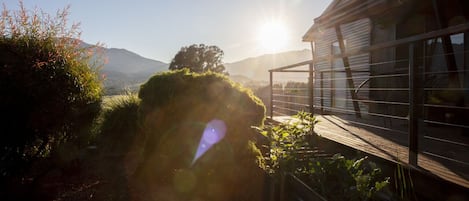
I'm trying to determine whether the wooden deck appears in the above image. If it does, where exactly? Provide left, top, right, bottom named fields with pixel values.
left=272, top=115, right=469, bottom=189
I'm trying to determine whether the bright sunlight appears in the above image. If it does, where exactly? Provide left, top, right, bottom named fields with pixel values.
left=257, top=20, right=290, bottom=52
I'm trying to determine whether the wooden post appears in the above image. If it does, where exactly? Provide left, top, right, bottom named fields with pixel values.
left=408, top=43, right=421, bottom=166
left=335, top=25, right=361, bottom=118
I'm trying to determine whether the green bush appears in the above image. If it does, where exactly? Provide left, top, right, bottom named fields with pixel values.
left=252, top=111, right=318, bottom=175
left=135, top=69, right=265, bottom=200
left=0, top=3, right=102, bottom=176
left=305, top=154, right=390, bottom=201
left=97, top=94, right=141, bottom=154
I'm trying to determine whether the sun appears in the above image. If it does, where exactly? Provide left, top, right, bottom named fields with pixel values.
left=257, top=21, right=290, bottom=52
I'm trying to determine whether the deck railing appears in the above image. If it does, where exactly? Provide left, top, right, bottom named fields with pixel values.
left=269, top=23, right=469, bottom=176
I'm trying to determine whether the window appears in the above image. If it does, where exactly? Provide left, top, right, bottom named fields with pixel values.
left=331, top=40, right=346, bottom=55
left=331, top=40, right=347, bottom=108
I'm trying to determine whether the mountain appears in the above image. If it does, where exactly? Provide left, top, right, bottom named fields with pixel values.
left=225, top=49, right=312, bottom=81
left=82, top=40, right=312, bottom=94
left=104, top=48, right=168, bottom=74
left=84, top=43, right=169, bottom=94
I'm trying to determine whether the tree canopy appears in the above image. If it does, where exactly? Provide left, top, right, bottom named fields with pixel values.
left=169, top=44, right=228, bottom=74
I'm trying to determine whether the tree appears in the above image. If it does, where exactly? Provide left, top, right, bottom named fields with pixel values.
left=169, top=44, right=228, bottom=74
left=0, top=2, right=103, bottom=176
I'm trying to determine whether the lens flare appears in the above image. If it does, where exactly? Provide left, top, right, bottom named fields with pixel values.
left=192, top=119, right=227, bottom=165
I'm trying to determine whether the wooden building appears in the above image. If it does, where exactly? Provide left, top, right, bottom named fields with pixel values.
left=269, top=0, right=469, bottom=192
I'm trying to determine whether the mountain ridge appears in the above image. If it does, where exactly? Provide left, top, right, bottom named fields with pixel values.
left=87, top=40, right=312, bottom=93
left=225, top=49, right=312, bottom=81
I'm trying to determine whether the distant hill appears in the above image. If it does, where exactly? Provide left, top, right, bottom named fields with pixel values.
left=104, top=48, right=168, bottom=74
left=225, top=49, right=312, bottom=81
left=82, top=41, right=312, bottom=94
left=81, top=42, right=169, bottom=94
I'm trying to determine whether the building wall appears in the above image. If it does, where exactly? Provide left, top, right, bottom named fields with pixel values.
left=313, top=18, right=371, bottom=115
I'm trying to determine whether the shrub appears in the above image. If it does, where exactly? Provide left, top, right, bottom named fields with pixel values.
left=97, top=94, right=141, bottom=154
left=305, top=154, right=390, bottom=201
left=135, top=69, right=265, bottom=200
left=0, top=3, right=103, bottom=176
left=253, top=111, right=318, bottom=175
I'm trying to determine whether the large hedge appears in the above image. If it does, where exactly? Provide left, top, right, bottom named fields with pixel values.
left=135, top=70, right=265, bottom=200
left=0, top=4, right=102, bottom=176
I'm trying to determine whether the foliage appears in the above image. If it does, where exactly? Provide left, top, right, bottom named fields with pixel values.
left=97, top=94, right=141, bottom=154
left=169, top=44, right=227, bottom=74
left=0, top=2, right=103, bottom=176
left=305, top=154, right=390, bottom=201
left=253, top=112, right=389, bottom=200
left=394, top=163, right=417, bottom=201
left=135, top=69, right=265, bottom=200
left=253, top=111, right=317, bottom=174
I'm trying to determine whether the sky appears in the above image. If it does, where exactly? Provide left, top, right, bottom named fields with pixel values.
left=2, top=0, right=332, bottom=63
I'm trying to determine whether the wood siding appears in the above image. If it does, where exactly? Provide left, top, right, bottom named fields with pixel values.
left=313, top=18, right=371, bottom=114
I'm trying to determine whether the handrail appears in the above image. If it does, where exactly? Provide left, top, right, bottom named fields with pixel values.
left=354, top=77, right=371, bottom=94
left=269, top=60, right=313, bottom=72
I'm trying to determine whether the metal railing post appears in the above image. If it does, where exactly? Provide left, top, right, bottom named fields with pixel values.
left=408, top=43, right=420, bottom=166
left=464, top=32, right=469, bottom=121
left=320, top=72, right=324, bottom=114
left=309, top=63, right=315, bottom=116
left=270, top=71, right=274, bottom=119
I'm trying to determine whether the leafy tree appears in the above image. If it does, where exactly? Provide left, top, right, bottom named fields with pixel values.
left=169, top=44, right=228, bottom=74
left=0, top=2, right=103, bottom=176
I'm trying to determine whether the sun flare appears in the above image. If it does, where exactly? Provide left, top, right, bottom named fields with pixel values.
left=257, top=21, right=290, bottom=52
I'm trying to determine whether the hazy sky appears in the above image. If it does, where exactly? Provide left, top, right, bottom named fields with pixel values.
left=2, top=0, right=332, bottom=63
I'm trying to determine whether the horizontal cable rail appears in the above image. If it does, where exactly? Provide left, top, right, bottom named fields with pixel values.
left=272, top=87, right=310, bottom=91
left=273, top=100, right=310, bottom=107
left=272, top=94, right=309, bottom=99
left=336, top=118, right=409, bottom=135
left=314, top=87, right=409, bottom=91
left=422, top=151, right=469, bottom=166
left=424, top=104, right=469, bottom=110
left=314, top=96, right=410, bottom=106
left=423, top=120, right=469, bottom=129
left=423, top=136, right=469, bottom=148
left=318, top=105, right=409, bottom=121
